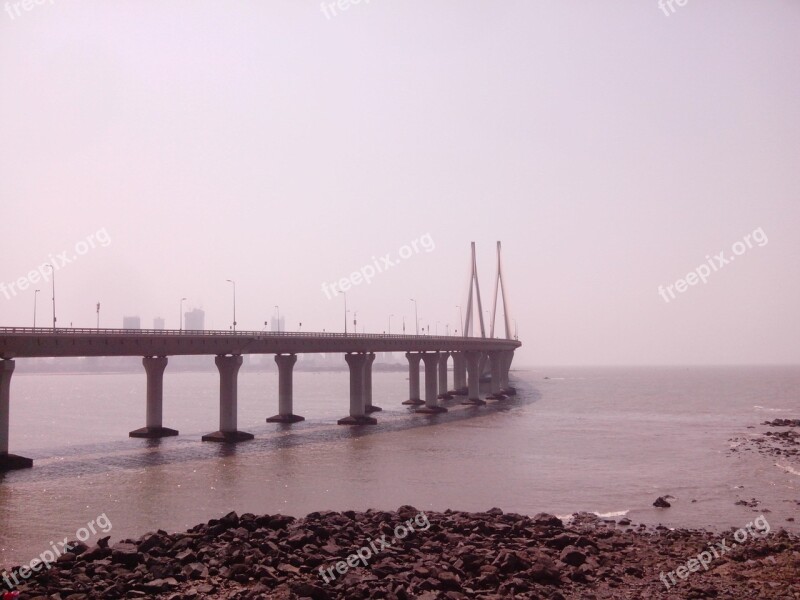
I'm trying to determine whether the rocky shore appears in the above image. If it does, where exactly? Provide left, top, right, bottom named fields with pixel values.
left=729, top=418, right=800, bottom=462
left=6, top=507, right=799, bottom=599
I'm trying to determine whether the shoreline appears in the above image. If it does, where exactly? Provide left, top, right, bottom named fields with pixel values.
left=6, top=507, right=798, bottom=599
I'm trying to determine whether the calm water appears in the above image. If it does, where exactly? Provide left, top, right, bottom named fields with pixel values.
left=1, top=365, right=798, bottom=568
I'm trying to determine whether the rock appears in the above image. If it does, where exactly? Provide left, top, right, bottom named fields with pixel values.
left=653, top=496, right=671, bottom=508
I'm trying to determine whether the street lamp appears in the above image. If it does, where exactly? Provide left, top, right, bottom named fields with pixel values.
left=96, top=302, right=100, bottom=329
left=409, top=298, right=418, bottom=335
left=353, top=312, right=357, bottom=334
left=343, top=292, right=347, bottom=334
left=274, top=305, right=280, bottom=332
left=33, top=289, right=40, bottom=328
left=45, top=264, right=56, bottom=330
left=226, top=280, right=237, bottom=332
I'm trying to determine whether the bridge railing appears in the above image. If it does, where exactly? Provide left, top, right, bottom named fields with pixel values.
left=0, top=327, right=520, bottom=343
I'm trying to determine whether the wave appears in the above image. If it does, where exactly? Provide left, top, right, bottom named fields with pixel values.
left=775, top=464, right=800, bottom=477
left=555, top=509, right=630, bottom=523
left=754, top=406, right=792, bottom=412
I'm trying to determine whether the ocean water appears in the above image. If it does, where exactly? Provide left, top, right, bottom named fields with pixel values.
left=1, top=364, right=798, bottom=568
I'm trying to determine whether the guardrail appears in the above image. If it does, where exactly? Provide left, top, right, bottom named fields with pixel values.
left=0, top=327, right=519, bottom=342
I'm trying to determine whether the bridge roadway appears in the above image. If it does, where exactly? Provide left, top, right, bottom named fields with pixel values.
left=0, top=328, right=521, bottom=471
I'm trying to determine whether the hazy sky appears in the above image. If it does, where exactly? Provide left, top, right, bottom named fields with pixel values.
left=1, top=1, right=798, bottom=366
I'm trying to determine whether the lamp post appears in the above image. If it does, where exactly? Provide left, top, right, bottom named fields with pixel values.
left=353, top=312, right=357, bottom=335
left=96, top=302, right=100, bottom=329
left=274, top=305, right=280, bottom=332
left=33, top=289, right=40, bottom=328
left=226, top=280, right=236, bottom=332
left=45, top=264, right=56, bottom=330
left=409, top=298, right=418, bottom=335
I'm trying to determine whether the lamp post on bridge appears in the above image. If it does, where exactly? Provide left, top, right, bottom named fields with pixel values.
left=226, top=280, right=237, bottom=332
left=96, top=302, right=100, bottom=329
left=409, top=298, right=418, bottom=335
left=274, top=305, right=280, bottom=332
left=45, top=264, right=56, bottom=330
left=33, top=289, right=40, bottom=328
left=180, top=297, right=187, bottom=331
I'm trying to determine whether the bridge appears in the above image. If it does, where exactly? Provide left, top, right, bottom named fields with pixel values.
left=0, top=242, right=520, bottom=471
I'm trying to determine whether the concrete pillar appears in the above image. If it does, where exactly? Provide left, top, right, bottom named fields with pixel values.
left=267, top=354, right=305, bottom=423
left=416, top=352, right=447, bottom=413
left=462, top=350, right=486, bottom=405
left=130, top=356, right=179, bottom=438
left=402, top=352, right=424, bottom=405
left=364, top=352, right=382, bottom=413
left=452, top=352, right=468, bottom=394
left=437, top=352, right=452, bottom=399
left=203, top=355, right=254, bottom=442
left=487, top=352, right=506, bottom=399
left=0, top=360, right=32, bottom=471
left=500, top=350, right=516, bottom=394
left=339, top=353, right=377, bottom=425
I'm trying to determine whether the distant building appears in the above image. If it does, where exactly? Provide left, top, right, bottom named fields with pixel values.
left=270, top=316, right=285, bottom=332
left=184, top=308, right=205, bottom=331
left=153, top=317, right=165, bottom=330
left=122, top=316, right=141, bottom=330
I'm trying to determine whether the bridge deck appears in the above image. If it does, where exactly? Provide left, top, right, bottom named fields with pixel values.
left=0, top=328, right=521, bottom=359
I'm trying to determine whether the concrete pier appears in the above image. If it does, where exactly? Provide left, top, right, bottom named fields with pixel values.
left=364, top=352, right=382, bottom=413
left=486, top=351, right=506, bottom=399
left=267, top=354, right=305, bottom=423
left=130, top=356, right=179, bottom=438
left=452, top=352, right=468, bottom=395
left=462, top=350, right=486, bottom=405
left=500, top=350, right=516, bottom=394
left=339, top=353, right=377, bottom=425
left=416, top=352, right=447, bottom=413
left=0, top=360, right=32, bottom=471
left=203, top=355, right=254, bottom=442
left=437, top=351, right=453, bottom=399
left=402, top=352, right=424, bottom=405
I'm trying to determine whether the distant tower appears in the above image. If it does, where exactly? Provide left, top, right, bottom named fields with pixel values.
left=122, top=316, right=141, bottom=330
left=184, top=308, right=205, bottom=331
left=153, top=317, right=165, bottom=330
left=270, top=315, right=285, bottom=332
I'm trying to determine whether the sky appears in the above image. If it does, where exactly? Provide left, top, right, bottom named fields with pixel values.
left=1, top=0, right=798, bottom=366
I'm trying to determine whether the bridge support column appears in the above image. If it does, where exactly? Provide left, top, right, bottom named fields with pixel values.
left=130, top=356, right=179, bottom=438
left=487, top=352, right=506, bottom=400
left=339, top=353, right=377, bottom=425
left=267, top=354, right=305, bottom=423
left=364, top=352, right=382, bottom=413
left=402, top=352, right=424, bottom=405
left=452, top=352, right=468, bottom=395
left=437, top=352, right=452, bottom=399
left=0, top=360, right=32, bottom=471
left=203, top=355, right=254, bottom=442
left=500, top=350, right=516, bottom=395
left=415, top=352, right=447, bottom=413
left=462, top=350, right=486, bottom=405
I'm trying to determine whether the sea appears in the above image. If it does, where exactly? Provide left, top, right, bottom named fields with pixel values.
left=1, top=364, right=798, bottom=569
